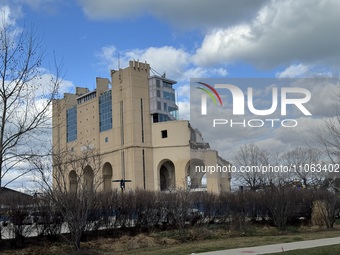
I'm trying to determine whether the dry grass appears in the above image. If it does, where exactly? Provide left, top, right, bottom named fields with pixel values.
left=1, top=226, right=340, bottom=255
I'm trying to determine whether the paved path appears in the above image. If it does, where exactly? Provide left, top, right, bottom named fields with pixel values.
left=192, top=237, right=340, bottom=255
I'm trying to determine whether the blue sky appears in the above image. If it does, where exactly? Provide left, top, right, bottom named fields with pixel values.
left=4, top=0, right=339, bottom=103
left=2, top=0, right=340, bottom=189
left=3, top=0, right=309, bottom=91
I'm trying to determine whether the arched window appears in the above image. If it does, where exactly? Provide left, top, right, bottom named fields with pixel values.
left=159, top=160, right=175, bottom=191
left=69, top=170, right=78, bottom=192
left=83, top=165, right=94, bottom=191
left=102, top=162, right=113, bottom=192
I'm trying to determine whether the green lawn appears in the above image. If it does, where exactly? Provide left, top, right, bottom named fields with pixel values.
left=117, top=229, right=340, bottom=255
left=265, top=244, right=340, bottom=255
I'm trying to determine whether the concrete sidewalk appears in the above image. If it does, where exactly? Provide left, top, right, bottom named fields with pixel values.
left=193, top=236, right=340, bottom=255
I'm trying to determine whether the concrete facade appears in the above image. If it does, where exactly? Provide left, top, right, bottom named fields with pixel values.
left=52, top=60, right=231, bottom=193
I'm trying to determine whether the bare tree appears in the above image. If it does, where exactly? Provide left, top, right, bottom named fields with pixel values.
left=34, top=147, right=103, bottom=251
left=314, top=114, right=340, bottom=163
left=164, top=188, right=192, bottom=241
left=233, top=143, right=271, bottom=191
left=261, top=184, right=301, bottom=231
left=0, top=17, right=61, bottom=187
left=312, top=189, right=339, bottom=228
left=31, top=193, right=63, bottom=240
left=95, top=190, right=120, bottom=234
left=312, top=109, right=340, bottom=191
left=281, top=147, right=323, bottom=188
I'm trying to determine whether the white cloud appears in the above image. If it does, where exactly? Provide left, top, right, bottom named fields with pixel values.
left=92, top=0, right=340, bottom=80
left=96, top=45, right=119, bottom=70
left=176, top=84, right=190, bottom=100
left=183, top=67, right=209, bottom=80
left=303, top=79, right=339, bottom=117
left=254, top=138, right=287, bottom=154
left=0, top=4, right=21, bottom=27
left=276, top=64, right=310, bottom=78
left=2, top=170, right=33, bottom=188
left=177, top=101, right=190, bottom=120
left=78, top=0, right=268, bottom=29
left=194, top=0, right=340, bottom=69
left=175, top=84, right=190, bottom=120
left=96, top=45, right=231, bottom=84
left=215, top=68, right=228, bottom=77
left=126, top=46, right=190, bottom=80
left=276, top=64, right=334, bottom=78
left=97, top=45, right=191, bottom=80
left=193, top=24, right=253, bottom=66
left=180, top=67, right=228, bottom=83
left=0, top=6, right=14, bottom=26
left=58, top=77, right=76, bottom=95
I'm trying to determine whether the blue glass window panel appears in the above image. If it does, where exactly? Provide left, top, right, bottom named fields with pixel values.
left=67, top=106, right=77, bottom=142
left=99, top=91, right=112, bottom=132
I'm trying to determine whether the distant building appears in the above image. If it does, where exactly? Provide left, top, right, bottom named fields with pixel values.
left=52, top=60, right=231, bottom=193
left=0, top=187, right=33, bottom=209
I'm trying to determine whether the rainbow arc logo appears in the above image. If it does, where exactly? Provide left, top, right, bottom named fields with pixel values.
left=196, top=82, right=223, bottom=115
left=196, top=82, right=223, bottom=106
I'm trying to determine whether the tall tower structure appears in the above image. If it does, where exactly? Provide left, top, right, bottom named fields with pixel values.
left=109, top=61, right=153, bottom=190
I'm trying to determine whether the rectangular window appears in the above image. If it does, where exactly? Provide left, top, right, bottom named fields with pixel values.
left=66, top=106, right=77, bottom=142
left=99, top=91, right=112, bottom=132
left=77, top=92, right=96, bottom=104
left=141, top=98, right=144, bottom=143
left=163, top=91, right=175, bottom=102
left=161, top=130, right=168, bottom=138
left=120, top=100, right=124, bottom=145
left=142, top=149, right=146, bottom=189
left=163, top=81, right=172, bottom=88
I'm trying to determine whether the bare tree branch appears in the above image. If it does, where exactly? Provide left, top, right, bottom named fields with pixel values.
left=0, top=20, right=61, bottom=187
left=233, top=143, right=270, bottom=190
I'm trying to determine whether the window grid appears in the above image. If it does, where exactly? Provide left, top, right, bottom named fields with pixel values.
left=67, top=106, right=77, bottom=142
left=99, top=91, right=112, bottom=132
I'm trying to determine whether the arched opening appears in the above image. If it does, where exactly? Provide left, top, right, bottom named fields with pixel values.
left=84, top=165, right=94, bottom=190
left=200, top=173, right=207, bottom=188
left=102, top=162, right=113, bottom=192
left=186, top=159, right=206, bottom=189
left=69, top=170, right=78, bottom=192
left=159, top=160, right=175, bottom=191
